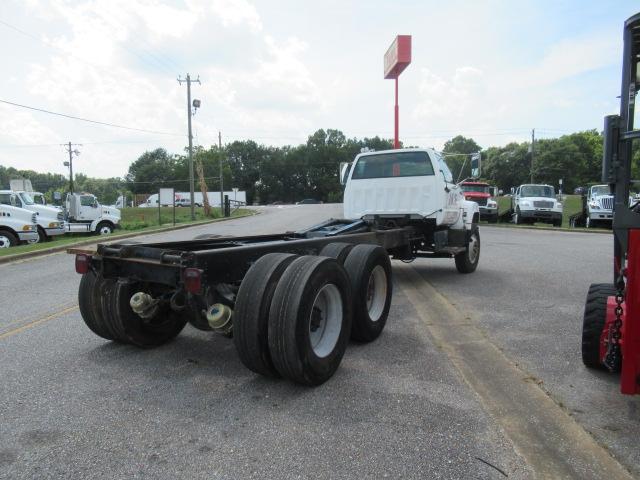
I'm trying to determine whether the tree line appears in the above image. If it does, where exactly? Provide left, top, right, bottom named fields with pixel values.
left=2, top=128, right=638, bottom=205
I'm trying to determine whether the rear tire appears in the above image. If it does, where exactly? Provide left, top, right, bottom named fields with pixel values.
left=78, top=270, right=114, bottom=340
left=343, top=244, right=393, bottom=342
left=319, top=242, right=354, bottom=264
left=489, top=214, right=498, bottom=224
left=233, top=253, right=298, bottom=377
left=455, top=227, right=480, bottom=274
left=268, top=256, right=352, bottom=386
left=103, top=281, right=187, bottom=347
left=582, top=283, right=617, bottom=370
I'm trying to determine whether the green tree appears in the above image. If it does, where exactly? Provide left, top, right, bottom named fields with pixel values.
left=442, top=135, right=482, bottom=181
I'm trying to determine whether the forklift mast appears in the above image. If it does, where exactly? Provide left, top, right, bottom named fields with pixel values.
left=603, top=13, right=640, bottom=394
left=604, top=12, right=640, bottom=279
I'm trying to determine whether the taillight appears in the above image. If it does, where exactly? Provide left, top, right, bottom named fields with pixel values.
left=183, top=268, right=203, bottom=293
left=75, top=253, right=92, bottom=274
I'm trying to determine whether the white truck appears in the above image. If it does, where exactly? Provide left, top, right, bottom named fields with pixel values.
left=0, top=204, right=39, bottom=248
left=511, top=184, right=563, bottom=227
left=65, top=193, right=121, bottom=234
left=139, top=191, right=247, bottom=208
left=585, top=184, right=614, bottom=228
left=0, top=190, right=66, bottom=242
left=72, top=147, right=481, bottom=386
left=343, top=148, right=480, bottom=270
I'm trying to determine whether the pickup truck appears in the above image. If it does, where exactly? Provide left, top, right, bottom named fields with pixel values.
left=460, top=181, right=499, bottom=223
left=0, top=190, right=66, bottom=241
left=72, top=148, right=480, bottom=385
left=0, top=204, right=39, bottom=248
left=511, top=184, right=563, bottom=227
left=584, top=184, right=613, bottom=228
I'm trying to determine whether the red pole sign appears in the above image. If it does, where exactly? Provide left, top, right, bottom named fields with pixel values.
left=384, top=35, right=412, bottom=149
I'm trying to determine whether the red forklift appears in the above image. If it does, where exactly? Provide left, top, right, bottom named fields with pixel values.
left=581, top=12, right=640, bottom=394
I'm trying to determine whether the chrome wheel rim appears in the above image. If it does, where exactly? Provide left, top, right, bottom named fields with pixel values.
left=468, top=233, right=479, bottom=263
left=366, top=265, right=387, bottom=322
left=0, top=235, right=11, bottom=248
left=309, top=283, right=342, bottom=358
left=99, top=226, right=111, bottom=235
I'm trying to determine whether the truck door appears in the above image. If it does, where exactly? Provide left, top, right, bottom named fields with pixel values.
left=78, top=195, right=98, bottom=220
left=432, top=152, right=461, bottom=224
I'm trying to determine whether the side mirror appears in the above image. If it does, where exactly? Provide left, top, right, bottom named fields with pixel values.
left=498, top=189, right=503, bottom=196
left=339, top=162, right=351, bottom=186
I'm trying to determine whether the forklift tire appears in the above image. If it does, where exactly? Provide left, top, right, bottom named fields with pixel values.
left=104, top=280, right=187, bottom=347
left=233, top=253, right=298, bottom=377
left=343, top=244, right=393, bottom=342
left=78, top=270, right=114, bottom=340
left=319, top=242, right=354, bottom=264
left=455, top=227, right=480, bottom=274
left=582, top=283, right=618, bottom=370
left=268, top=255, right=352, bottom=386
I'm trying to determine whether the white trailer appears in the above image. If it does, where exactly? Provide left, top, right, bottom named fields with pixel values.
left=139, top=191, right=247, bottom=208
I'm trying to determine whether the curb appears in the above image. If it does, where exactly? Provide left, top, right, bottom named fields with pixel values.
left=0, top=210, right=258, bottom=265
left=481, top=222, right=612, bottom=235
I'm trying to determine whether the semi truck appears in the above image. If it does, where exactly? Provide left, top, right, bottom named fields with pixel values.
left=65, top=193, right=121, bottom=235
left=0, top=204, right=38, bottom=248
left=71, top=148, right=480, bottom=385
left=0, top=190, right=65, bottom=242
left=581, top=12, right=640, bottom=395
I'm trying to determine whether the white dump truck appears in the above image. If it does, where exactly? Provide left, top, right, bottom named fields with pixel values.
left=0, top=204, right=39, bottom=248
left=0, top=190, right=66, bottom=242
left=65, top=193, right=121, bottom=234
left=511, top=184, right=563, bottom=227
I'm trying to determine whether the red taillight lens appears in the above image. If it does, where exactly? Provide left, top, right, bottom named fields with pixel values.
left=183, top=268, right=203, bottom=294
left=75, top=254, right=92, bottom=274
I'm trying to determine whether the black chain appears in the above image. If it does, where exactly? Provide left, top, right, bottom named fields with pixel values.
left=603, top=272, right=625, bottom=371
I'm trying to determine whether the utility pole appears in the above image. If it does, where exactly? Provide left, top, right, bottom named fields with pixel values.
left=62, top=142, right=81, bottom=193
left=178, top=73, right=201, bottom=221
left=530, top=128, right=535, bottom=183
left=218, top=131, right=224, bottom=211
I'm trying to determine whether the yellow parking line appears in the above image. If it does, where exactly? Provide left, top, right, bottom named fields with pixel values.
left=0, top=305, right=78, bottom=340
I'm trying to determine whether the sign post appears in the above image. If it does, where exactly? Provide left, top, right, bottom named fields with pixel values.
left=384, top=35, right=412, bottom=149
left=159, top=188, right=175, bottom=226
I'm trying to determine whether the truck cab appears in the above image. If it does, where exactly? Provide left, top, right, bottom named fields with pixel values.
left=511, top=184, right=563, bottom=227
left=585, top=184, right=614, bottom=228
left=65, top=193, right=121, bottom=234
left=460, top=181, right=499, bottom=223
left=0, top=190, right=65, bottom=242
left=343, top=148, right=478, bottom=228
left=0, top=204, right=39, bottom=248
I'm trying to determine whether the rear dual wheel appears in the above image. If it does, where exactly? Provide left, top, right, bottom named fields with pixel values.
left=233, top=244, right=394, bottom=385
left=78, top=271, right=186, bottom=347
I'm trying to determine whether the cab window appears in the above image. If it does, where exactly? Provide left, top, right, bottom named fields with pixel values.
left=80, top=195, right=95, bottom=207
left=351, top=151, right=435, bottom=179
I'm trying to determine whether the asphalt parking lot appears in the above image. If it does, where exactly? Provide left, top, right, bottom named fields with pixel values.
left=0, top=204, right=638, bottom=479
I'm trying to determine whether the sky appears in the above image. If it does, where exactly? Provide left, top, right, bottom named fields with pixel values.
left=0, top=0, right=637, bottom=179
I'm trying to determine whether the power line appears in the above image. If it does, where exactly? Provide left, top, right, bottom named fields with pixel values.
left=0, top=99, right=184, bottom=136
